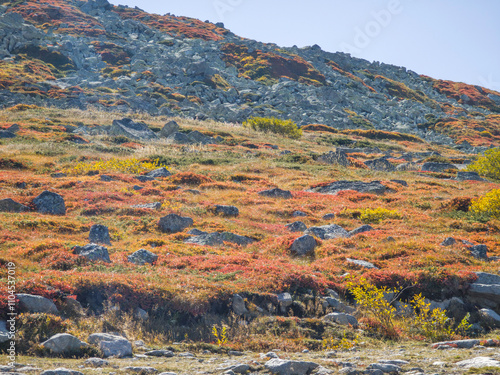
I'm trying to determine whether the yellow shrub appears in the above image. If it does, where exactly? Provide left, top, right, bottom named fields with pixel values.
left=467, top=148, right=500, bottom=180
left=360, top=208, right=402, bottom=224
left=65, top=158, right=166, bottom=176
left=243, top=116, right=302, bottom=139
left=470, top=189, right=500, bottom=219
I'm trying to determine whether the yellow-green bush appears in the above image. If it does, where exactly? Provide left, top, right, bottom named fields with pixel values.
left=360, top=208, right=402, bottom=224
left=65, top=157, right=166, bottom=176
left=470, top=189, right=500, bottom=219
left=467, top=148, right=500, bottom=180
left=243, top=116, right=302, bottom=139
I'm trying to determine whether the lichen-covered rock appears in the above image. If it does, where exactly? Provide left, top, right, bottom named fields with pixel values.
left=158, top=214, right=193, bottom=233
left=306, top=224, right=348, bottom=239
left=87, top=333, right=132, bottom=358
left=89, top=224, right=111, bottom=245
left=109, top=118, right=157, bottom=141
left=33, top=191, right=66, bottom=215
left=72, top=244, right=111, bottom=263
left=308, top=181, right=387, bottom=195
left=41, top=333, right=87, bottom=354
left=128, top=249, right=158, bottom=265
left=0, top=198, right=29, bottom=212
left=258, top=188, right=293, bottom=199
left=17, top=293, right=58, bottom=314
left=290, top=235, right=317, bottom=256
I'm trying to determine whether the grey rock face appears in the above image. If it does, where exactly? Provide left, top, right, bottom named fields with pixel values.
left=469, top=244, right=488, bottom=260
left=475, top=272, right=500, bottom=285
left=420, top=162, right=457, bottom=172
left=146, top=167, right=171, bottom=178
left=109, top=118, right=158, bottom=141
left=318, top=150, right=349, bottom=167
left=158, top=213, right=193, bottom=233
left=159, top=121, right=180, bottom=138
left=258, top=188, right=293, bottom=199
left=348, top=225, right=374, bottom=237
left=265, top=359, right=319, bottom=375
left=89, top=224, right=111, bottom=245
left=290, top=235, right=317, bottom=256
left=33, top=191, right=66, bottom=215
left=72, top=244, right=111, bottom=263
left=365, top=157, right=395, bottom=172
left=286, top=221, right=307, bottom=232
left=214, top=205, right=239, bottom=217
left=308, top=181, right=387, bottom=195
left=41, top=333, right=87, bottom=354
left=87, top=333, right=132, bottom=358
left=346, top=258, right=378, bottom=269
left=17, top=293, right=58, bottom=314
left=456, top=171, right=485, bottom=181
left=232, top=294, right=248, bottom=315
left=185, top=232, right=254, bottom=247
left=128, top=249, right=158, bottom=265
left=323, top=312, right=358, bottom=328
left=306, top=224, right=348, bottom=239
left=0, top=198, right=29, bottom=212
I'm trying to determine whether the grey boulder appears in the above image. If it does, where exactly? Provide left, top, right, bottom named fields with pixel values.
left=265, top=358, right=318, bottom=375
left=158, top=214, right=193, bottom=233
left=365, top=157, right=396, bottom=172
left=348, top=225, right=374, bottom=237
left=323, top=312, right=358, bottom=328
left=159, top=121, right=180, bottom=138
left=286, top=221, right=307, bottom=232
left=41, top=369, right=84, bottom=375
left=109, top=118, right=157, bottom=141
left=72, top=244, right=111, bottom=263
left=478, top=308, right=500, bottom=328
left=318, top=150, right=349, bottom=167
left=185, top=232, right=254, bottom=247
left=420, top=162, right=457, bottom=173
left=0, top=198, right=29, bottom=212
left=17, top=293, right=58, bottom=314
left=305, top=224, right=348, bottom=239
left=33, top=191, right=66, bottom=215
left=41, top=333, right=87, bottom=354
left=146, top=167, right=171, bottom=178
left=346, top=258, right=378, bottom=269
left=214, top=205, right=239, bottom=217
left=290, top=235, right=317, bottom=256
left=307, top=180, right=387, bottom=195
left=89, top=224, right=111, bottom=245
left=87, top=333, right=132, bottom=358
left=456, top=171, right=485, bottom=181
left=258, top=188, right=293, bottom=199
left=128, top=249, right=158, bottom=265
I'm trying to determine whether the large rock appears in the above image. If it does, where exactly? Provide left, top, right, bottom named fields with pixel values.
left=323, top=312, right=358, bottom=328
left=187, top=130, right=217, bottom=145
left=265, top=359, right=318, bottom=375
left=41, top=333, right=87, bottom=354
left=165, top=132, right=193, bottom=145
left=87, top=333, right=132, bottom=358
left=185, top=232, right=254, bottom=247
left=41, top=369, right=84, bottom=375
left=232, top=294, right=248, bottom=315
left=346, top=258, right=378, bottom=269
left=421, top=162, right=457, bottom=173
left=109, top=118, right=157, bottom=141
left=307, top=181, right=387, bottom=195
left=348, top=225, right=374, bottom=237
left=128, top=249, right=158, bottom=265
left=159, top=121, right=179, bottom=138
left=0, top=198, right=29, bottom=212
left=258, top=188, right=293, bottom=199
left=365, top=157, right=395, bottom=172
left=478, top=308, right=500, bottom=328
left=469, top=244, right=488, bottom=260
left=432, top=339, right=479, bottom=349
left=89, top=224, right=111, bottom=245
left=318, top=150, right=349, bottom=167
left=214, top=205, right=239, bottom=217
left=158, top=214, right=193, bottom=233
left=146, top=167, right=171, bottom=178
left=366, top=363, right=401, bottom=373
left=17, top=293, right=58, bottom=314
left=33, top=191, right=66, bottom=215
left=467, top=272, right=500, bottom=310
left=290, top=235, right=317, bottom=256
left=456, top=171, right=485, bottom=181
left=324, top=297, right=355, bottom=314
left=286, top=221, right=307, bottom=232
left=72, top=244, right=111, bottom=263
left=456, top=357, right=500, bottom=369
left=123, top=367, right=158, bottom=374
left=305, top=224, right=348, bottom=239
left=0, top=130, right=16, bottom=138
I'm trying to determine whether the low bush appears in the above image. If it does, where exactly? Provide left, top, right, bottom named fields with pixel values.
left=243, top=117, right=302, bottom=139
left=470, top=189, right=500, bottom=220
left=467, top=148, right=500, bottom=180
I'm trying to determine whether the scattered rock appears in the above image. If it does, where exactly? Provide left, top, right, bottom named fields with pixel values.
left=346, top=258, right=378, bottom=269
left=421, top=162, right=457, bottom=173
left=290, top=235, right=317, bottom=256
left=132, top=202, right=162, bottom=210
left=455, top=357, right=500, bottom=369
left=145, top=350, right=174, bottom=357
left=33, top=191, right=66, bottom=215
left=469, top=244, right=488, bottom=260
left=72, top=244, right=111, bottom=263
left=286, top=221, right=307, bottom=232
left=109, top=118, right=158, bottom=141
left=89, top=224, right=111, bottom=245
left=0, top=321, right=9, bottom=343
left=124, top=366, right=158, bottom=374
left=87, top=333, right=132, bottom=358
left=292, top=210, right=307, bottom=217
left=348, top=225, right=373, bottom=237
left=41, top=333, right=87, bottom=354
left=365, top=157, right=395, bottom=172
left=258, top=188, right=293, bottom=199
left=0, top=130, right=16, bottom=138
left=84, top=357, right=109, bottom=367
left=324, top=297, right=355, bottom=314
left=17, top=293, right=58, bottom=314
left=277, top=292, right=293, bottom=313
left=187, top=228, right=208, bottom=236
left=146, top=167, right=171, bottom=178
left=396, top=162, right=419, bottom=171
left=100, top=175, right=113, bottom=182
left=265, top=358, right=318, bottom=375
left=305, top=224, right=348, bottom=239
left=0, top=198, right=29, bottom=212
left=323, top=213, right=335, bottom=220
left=40, top=368, right=84, bottom=375
left=323, top=312, right=358, bottom=327
left=166, top=132, right=193, bottom=145
left=136, top=307, right=149, bottom=320
left=431, top=339, right=480, bottom=349
left=214, top=205, right=239, bottom=217
left=478, top=308, right=500, bottom=328
left=159, top=121, right=180, bottom=138
left=440, top=237, right=456, bottom=246
left=188, top=130, right=217, bottom=145
left=390, top=180, right=408, bottom=187
left=456, top=171, right=485, bottom=181
left=232, top=294, right=248, bottom=315
left=185, top=232, right=254, bottom=247
left=135, top=175, right=155, bottom=182
left=366, top=363, right=401, bottom=373
left=158, top=214, right=193, bottom=233
left=318, top=150, right=349, bottom=167
left=308, top=181, right=387, bottom=195
left=128, top=249, right=158, bottom=265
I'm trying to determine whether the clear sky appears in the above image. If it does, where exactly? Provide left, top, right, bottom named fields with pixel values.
left=108, top=0, right=500, bottom=92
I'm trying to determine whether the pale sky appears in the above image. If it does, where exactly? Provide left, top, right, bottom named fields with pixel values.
left=108, top=0, right=500, bottom=92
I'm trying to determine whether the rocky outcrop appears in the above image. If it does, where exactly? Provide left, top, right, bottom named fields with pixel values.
left=109, top=118, right=158, bottom=141
left=307, top=181, right=387, bottom=195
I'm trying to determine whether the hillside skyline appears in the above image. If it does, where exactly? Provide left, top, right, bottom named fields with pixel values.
left=108, top=0, right=500, bottom=92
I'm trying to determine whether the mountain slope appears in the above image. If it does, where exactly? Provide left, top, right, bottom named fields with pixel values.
left=1, top=0, right=500, bottom=150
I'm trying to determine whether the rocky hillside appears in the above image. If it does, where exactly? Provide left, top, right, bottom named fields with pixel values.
left=1, top=0, right=500, bottom=152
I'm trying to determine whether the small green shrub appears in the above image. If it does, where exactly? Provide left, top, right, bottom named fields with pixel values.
left=470, top=189, right=500, bottom=220
left=467, top=148, right=500, bottom=180
left=360, top=208, right=402, bottom=224
left=243, top=117, right=302, bottom=139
